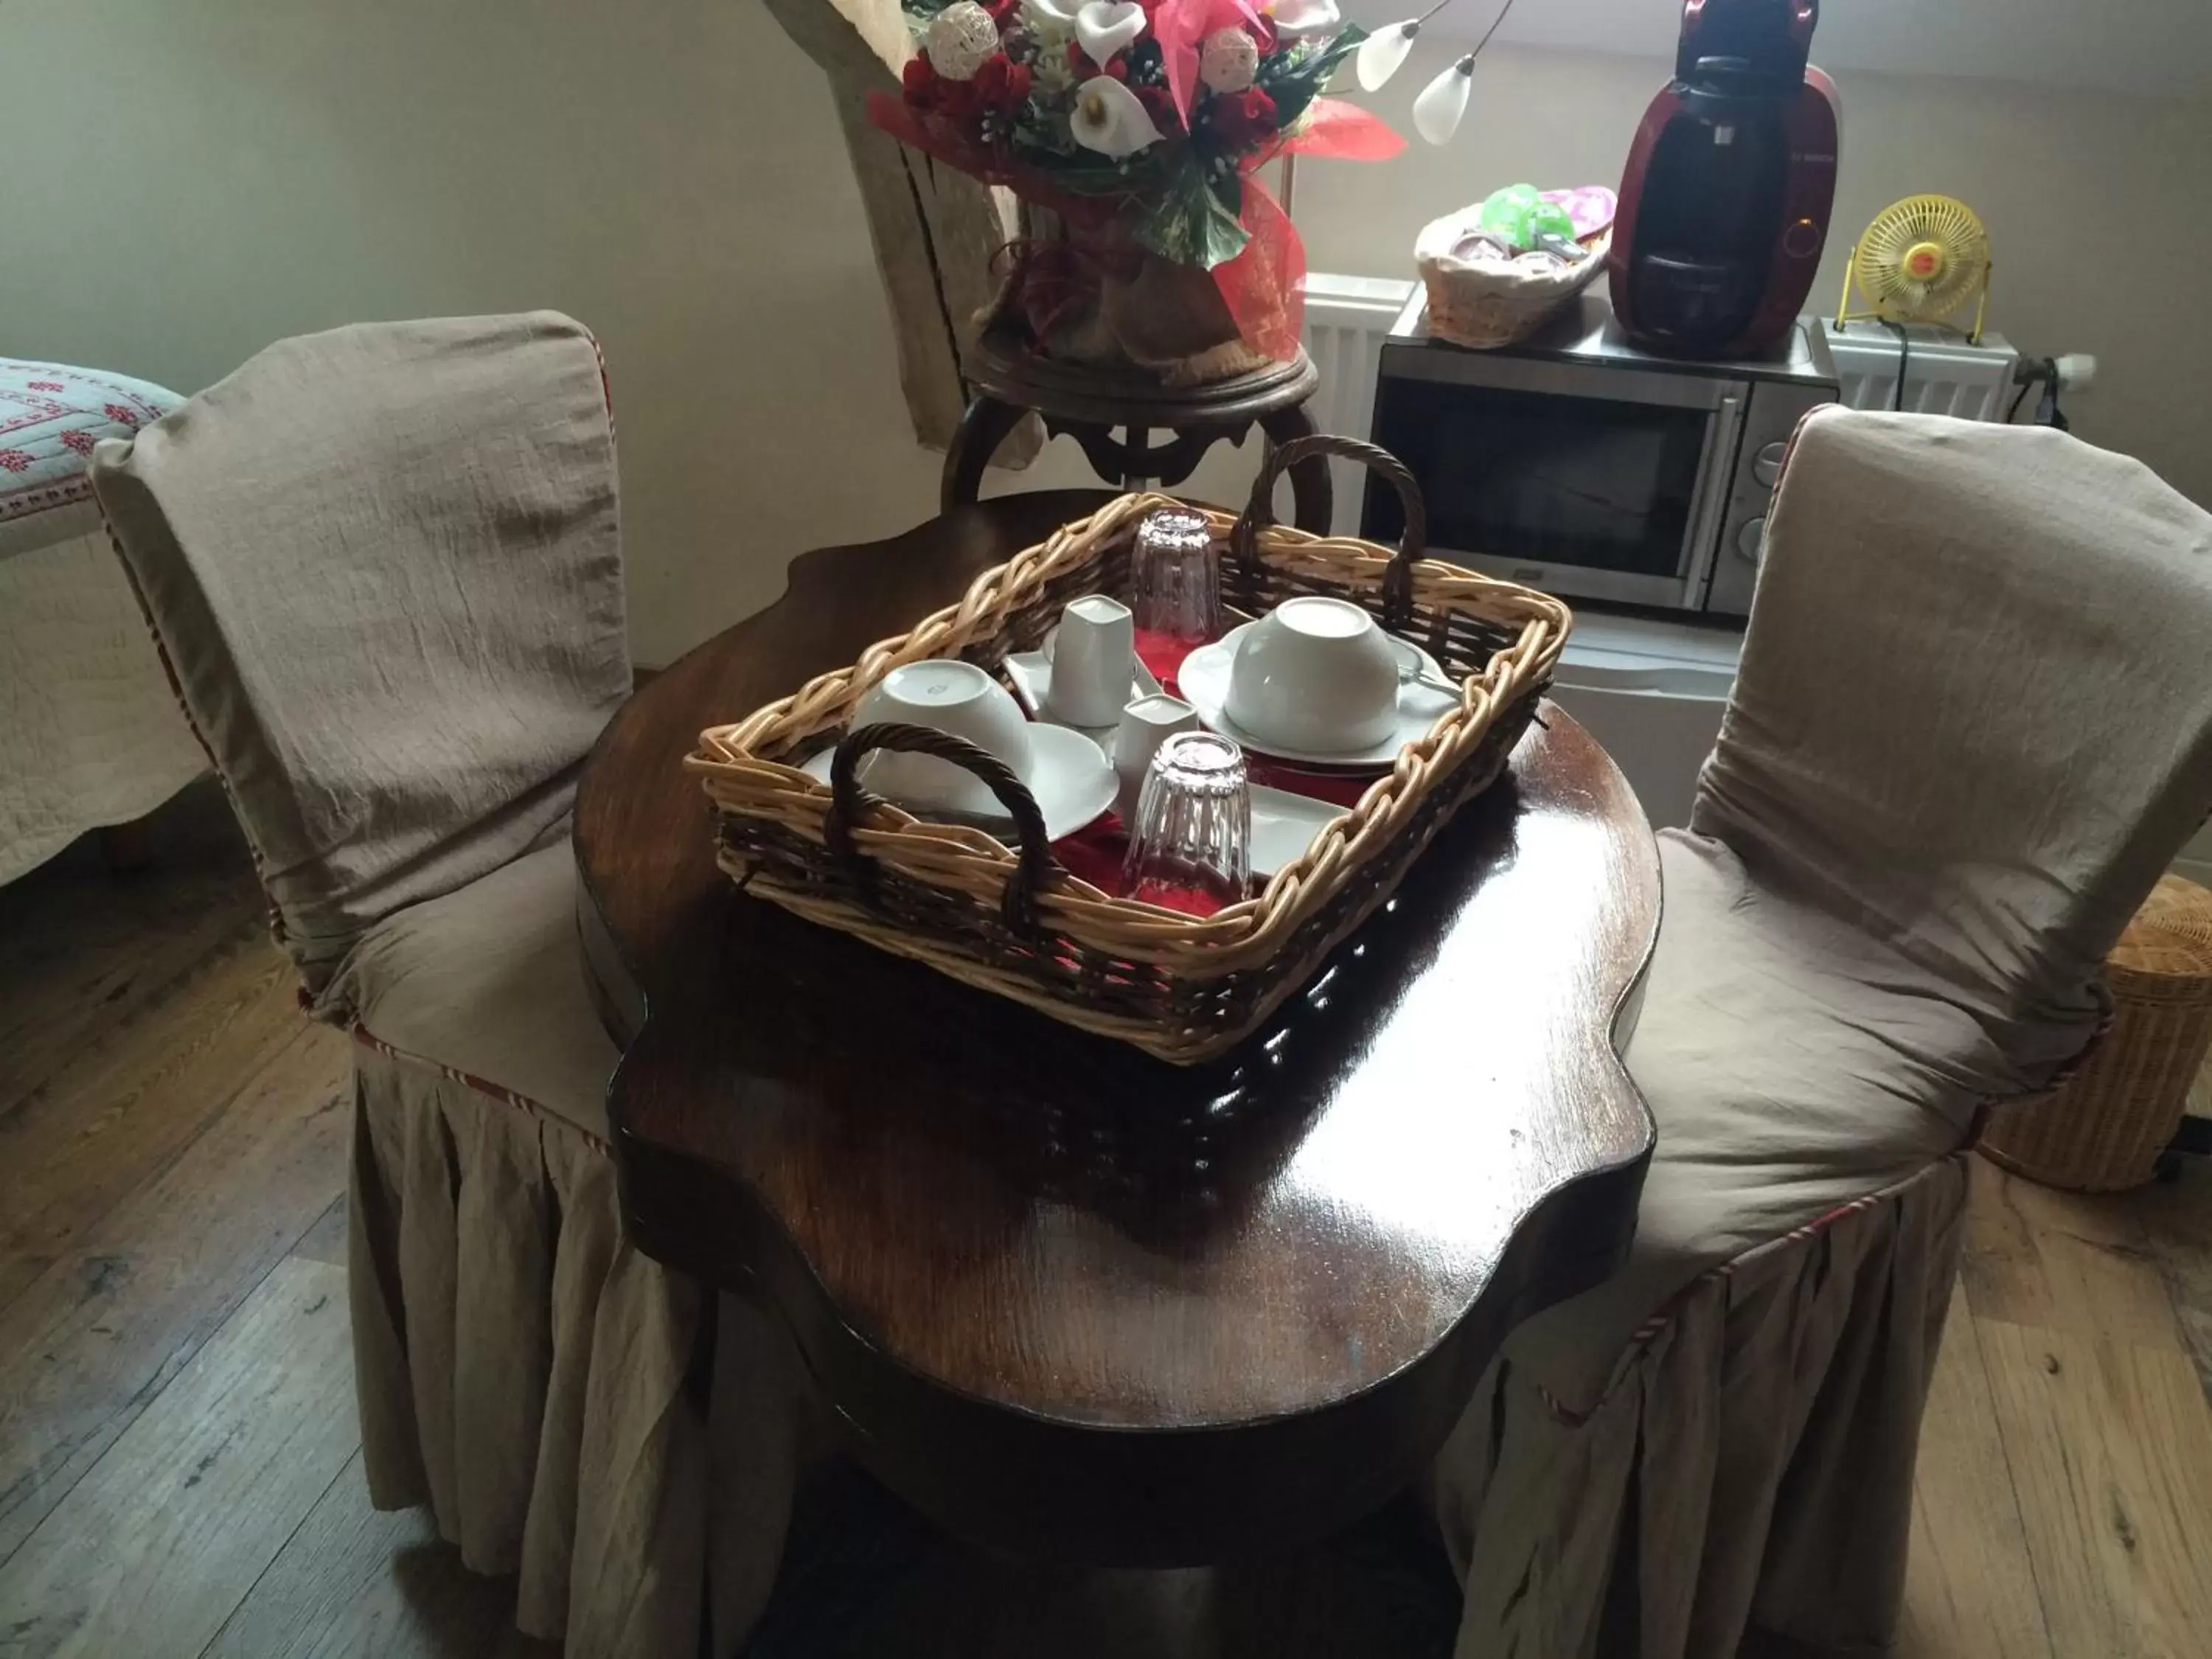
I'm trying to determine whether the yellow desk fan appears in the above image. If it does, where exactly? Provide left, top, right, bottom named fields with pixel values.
left=1834, top=194, right=1993, bottom=343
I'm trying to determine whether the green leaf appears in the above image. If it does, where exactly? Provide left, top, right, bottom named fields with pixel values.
left=1133, top=161, right=1251, bottom=271
left=1018, top=142, right=1166, bottom=196
left=1259, top=24, right=1366, bottom=131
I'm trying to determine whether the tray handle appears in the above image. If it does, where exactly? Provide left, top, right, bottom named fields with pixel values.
left=1230, top=434, right=1429, bottom=632
left=825, top=723, right=1063, bottom=939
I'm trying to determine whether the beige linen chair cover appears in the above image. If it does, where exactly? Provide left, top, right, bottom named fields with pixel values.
left=1431, top=411, right=2212, bottom=1657
left=90, top=315, right=804, bottom=1655
left=89, top=312, right=630, bottom=995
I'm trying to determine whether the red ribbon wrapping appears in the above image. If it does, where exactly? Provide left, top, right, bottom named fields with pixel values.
left=1214, top=172, right=1303, bottom=361
left=1281, top=96, right=1410, bottom=164
left=1209, top=97, right=1406, bottom=358
left=865, top=89, right=1402, bottom=365
left=1155, top=0, right=1266, bottom=125
left=992, top=237, right=1114, bottom=347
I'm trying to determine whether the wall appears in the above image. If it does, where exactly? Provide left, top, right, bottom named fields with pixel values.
left=1458, top=0, right=2212, bottom=98
left=3, top=3, right=2208, bottom=664
left=2, top=0, right=957, bottom=666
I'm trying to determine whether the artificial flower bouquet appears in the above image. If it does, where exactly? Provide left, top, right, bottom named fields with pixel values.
left=869, top=0, right=1403, bottom=384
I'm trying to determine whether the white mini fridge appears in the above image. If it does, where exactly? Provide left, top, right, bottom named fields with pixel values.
left=1548, top=613, right=1744, bottom=832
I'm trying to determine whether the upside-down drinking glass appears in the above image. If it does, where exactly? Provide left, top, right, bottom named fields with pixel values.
left=1129, top=506, right=1221, bottom=682
left=1121, top=731, right=1252, bottom=913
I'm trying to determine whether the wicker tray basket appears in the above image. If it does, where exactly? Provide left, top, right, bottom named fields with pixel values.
left=689, top=436, right=1571, bottom=1064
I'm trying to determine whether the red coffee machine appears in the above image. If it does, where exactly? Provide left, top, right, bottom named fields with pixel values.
left=1610, top=0, right=1841, bottom=356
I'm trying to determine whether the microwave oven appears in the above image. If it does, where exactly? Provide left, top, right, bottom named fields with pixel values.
left=1364, top=292, right=1837, bottom=618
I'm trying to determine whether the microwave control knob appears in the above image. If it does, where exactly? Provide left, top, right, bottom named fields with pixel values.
left=1736, top=516, right=1767, bottom=566
left=1753, top=441, right=1787, bottom=487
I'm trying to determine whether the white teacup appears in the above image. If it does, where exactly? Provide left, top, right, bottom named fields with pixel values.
left=854, top=659, right=1033, bottom=818
left=1223, top=597, right=1400, bottom=755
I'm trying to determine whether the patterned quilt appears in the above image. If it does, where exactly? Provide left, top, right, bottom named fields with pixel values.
left=2, top=358, right=182, bottom=549
left=1, top=358, right=203, bottom=883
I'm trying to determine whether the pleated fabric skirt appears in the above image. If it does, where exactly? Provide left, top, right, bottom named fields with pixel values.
left=1427, top=1155, right=1969, bottom=1659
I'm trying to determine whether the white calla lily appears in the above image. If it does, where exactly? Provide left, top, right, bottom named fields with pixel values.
left=1355, top=19, right=1419, bottom=91
left=1068, top=74, right=1164, bottom=158
left=1075, top=0, right=1147, bottom=63
left=1413, top=53, right=1474, bottom=144
left=1267, top=0, right=1342, bottom=40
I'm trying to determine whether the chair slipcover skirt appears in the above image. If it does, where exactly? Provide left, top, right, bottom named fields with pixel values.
left=349, top=1047, right=811, bottom=1656
left=1429, top=1155, right=1967, bottom=1659
left=347, top=1046, right=709, bottom=1649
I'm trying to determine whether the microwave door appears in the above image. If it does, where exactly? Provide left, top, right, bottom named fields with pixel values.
left=1368, top=351, right=1747, bottom=610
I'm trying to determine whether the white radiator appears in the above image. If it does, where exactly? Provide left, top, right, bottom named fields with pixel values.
left=1301, top=274, right=1418, bottom=535
left=1820, top=319, right=2018, bottom=421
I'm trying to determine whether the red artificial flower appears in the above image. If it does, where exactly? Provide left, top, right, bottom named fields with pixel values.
left=981, top=0, right=1022, bottom=21
left=973, top=52, right=1032, bottom=114
left=905, top=53, right=977, bottom=120
left=1133, top=84, right=1178, bottom=133
left=1067, top=42, right=1130, bottom=80
left=1208, top=86, right=1278, bottom=151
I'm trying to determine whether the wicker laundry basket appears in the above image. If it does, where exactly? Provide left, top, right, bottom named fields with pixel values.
left=1980, top=874, right=2212, bottom=1192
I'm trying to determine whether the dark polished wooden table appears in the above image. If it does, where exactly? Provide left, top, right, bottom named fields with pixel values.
left=573, top=492, right=1660, bottom=1567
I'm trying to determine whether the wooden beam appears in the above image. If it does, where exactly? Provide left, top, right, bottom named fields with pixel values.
left=763, top=0, right=1029, bottom=458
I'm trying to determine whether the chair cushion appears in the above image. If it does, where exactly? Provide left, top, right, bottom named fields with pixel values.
left=1503, top=831, right=1999, bottom=1413
left=327, top=839, right=619, bottom=1140
left=1, top=359, right=181, bottom=559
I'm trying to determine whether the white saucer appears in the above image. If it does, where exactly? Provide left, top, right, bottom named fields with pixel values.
left=801, top=720, right=1119, bottom=842
left=1177, top=624, right=1460, bottom=768
left=1249, top=786, right=1349, bottom=878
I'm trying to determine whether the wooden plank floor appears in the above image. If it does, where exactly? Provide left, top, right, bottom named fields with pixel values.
left=1, top=782, right=2209, bottom=1657
left=0, top=790, right=557, bottom=1659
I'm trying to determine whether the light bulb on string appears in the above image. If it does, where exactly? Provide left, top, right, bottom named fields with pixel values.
left=1387, top=0, right=1526, bottom=144
left=1354, top=18, right=1421, bottom=91
left=1413, top=53, right=1475, bottom=145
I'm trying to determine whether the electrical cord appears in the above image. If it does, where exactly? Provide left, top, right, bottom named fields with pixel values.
left=2008, top=357, right=2078, bottom=429
left=1877, top=318, right=1910, bottom=411
left=2039, top=376, right=2070, bottom=432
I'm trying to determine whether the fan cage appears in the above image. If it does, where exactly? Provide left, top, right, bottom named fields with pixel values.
left=1836, top=194, right=1993, bottom=341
